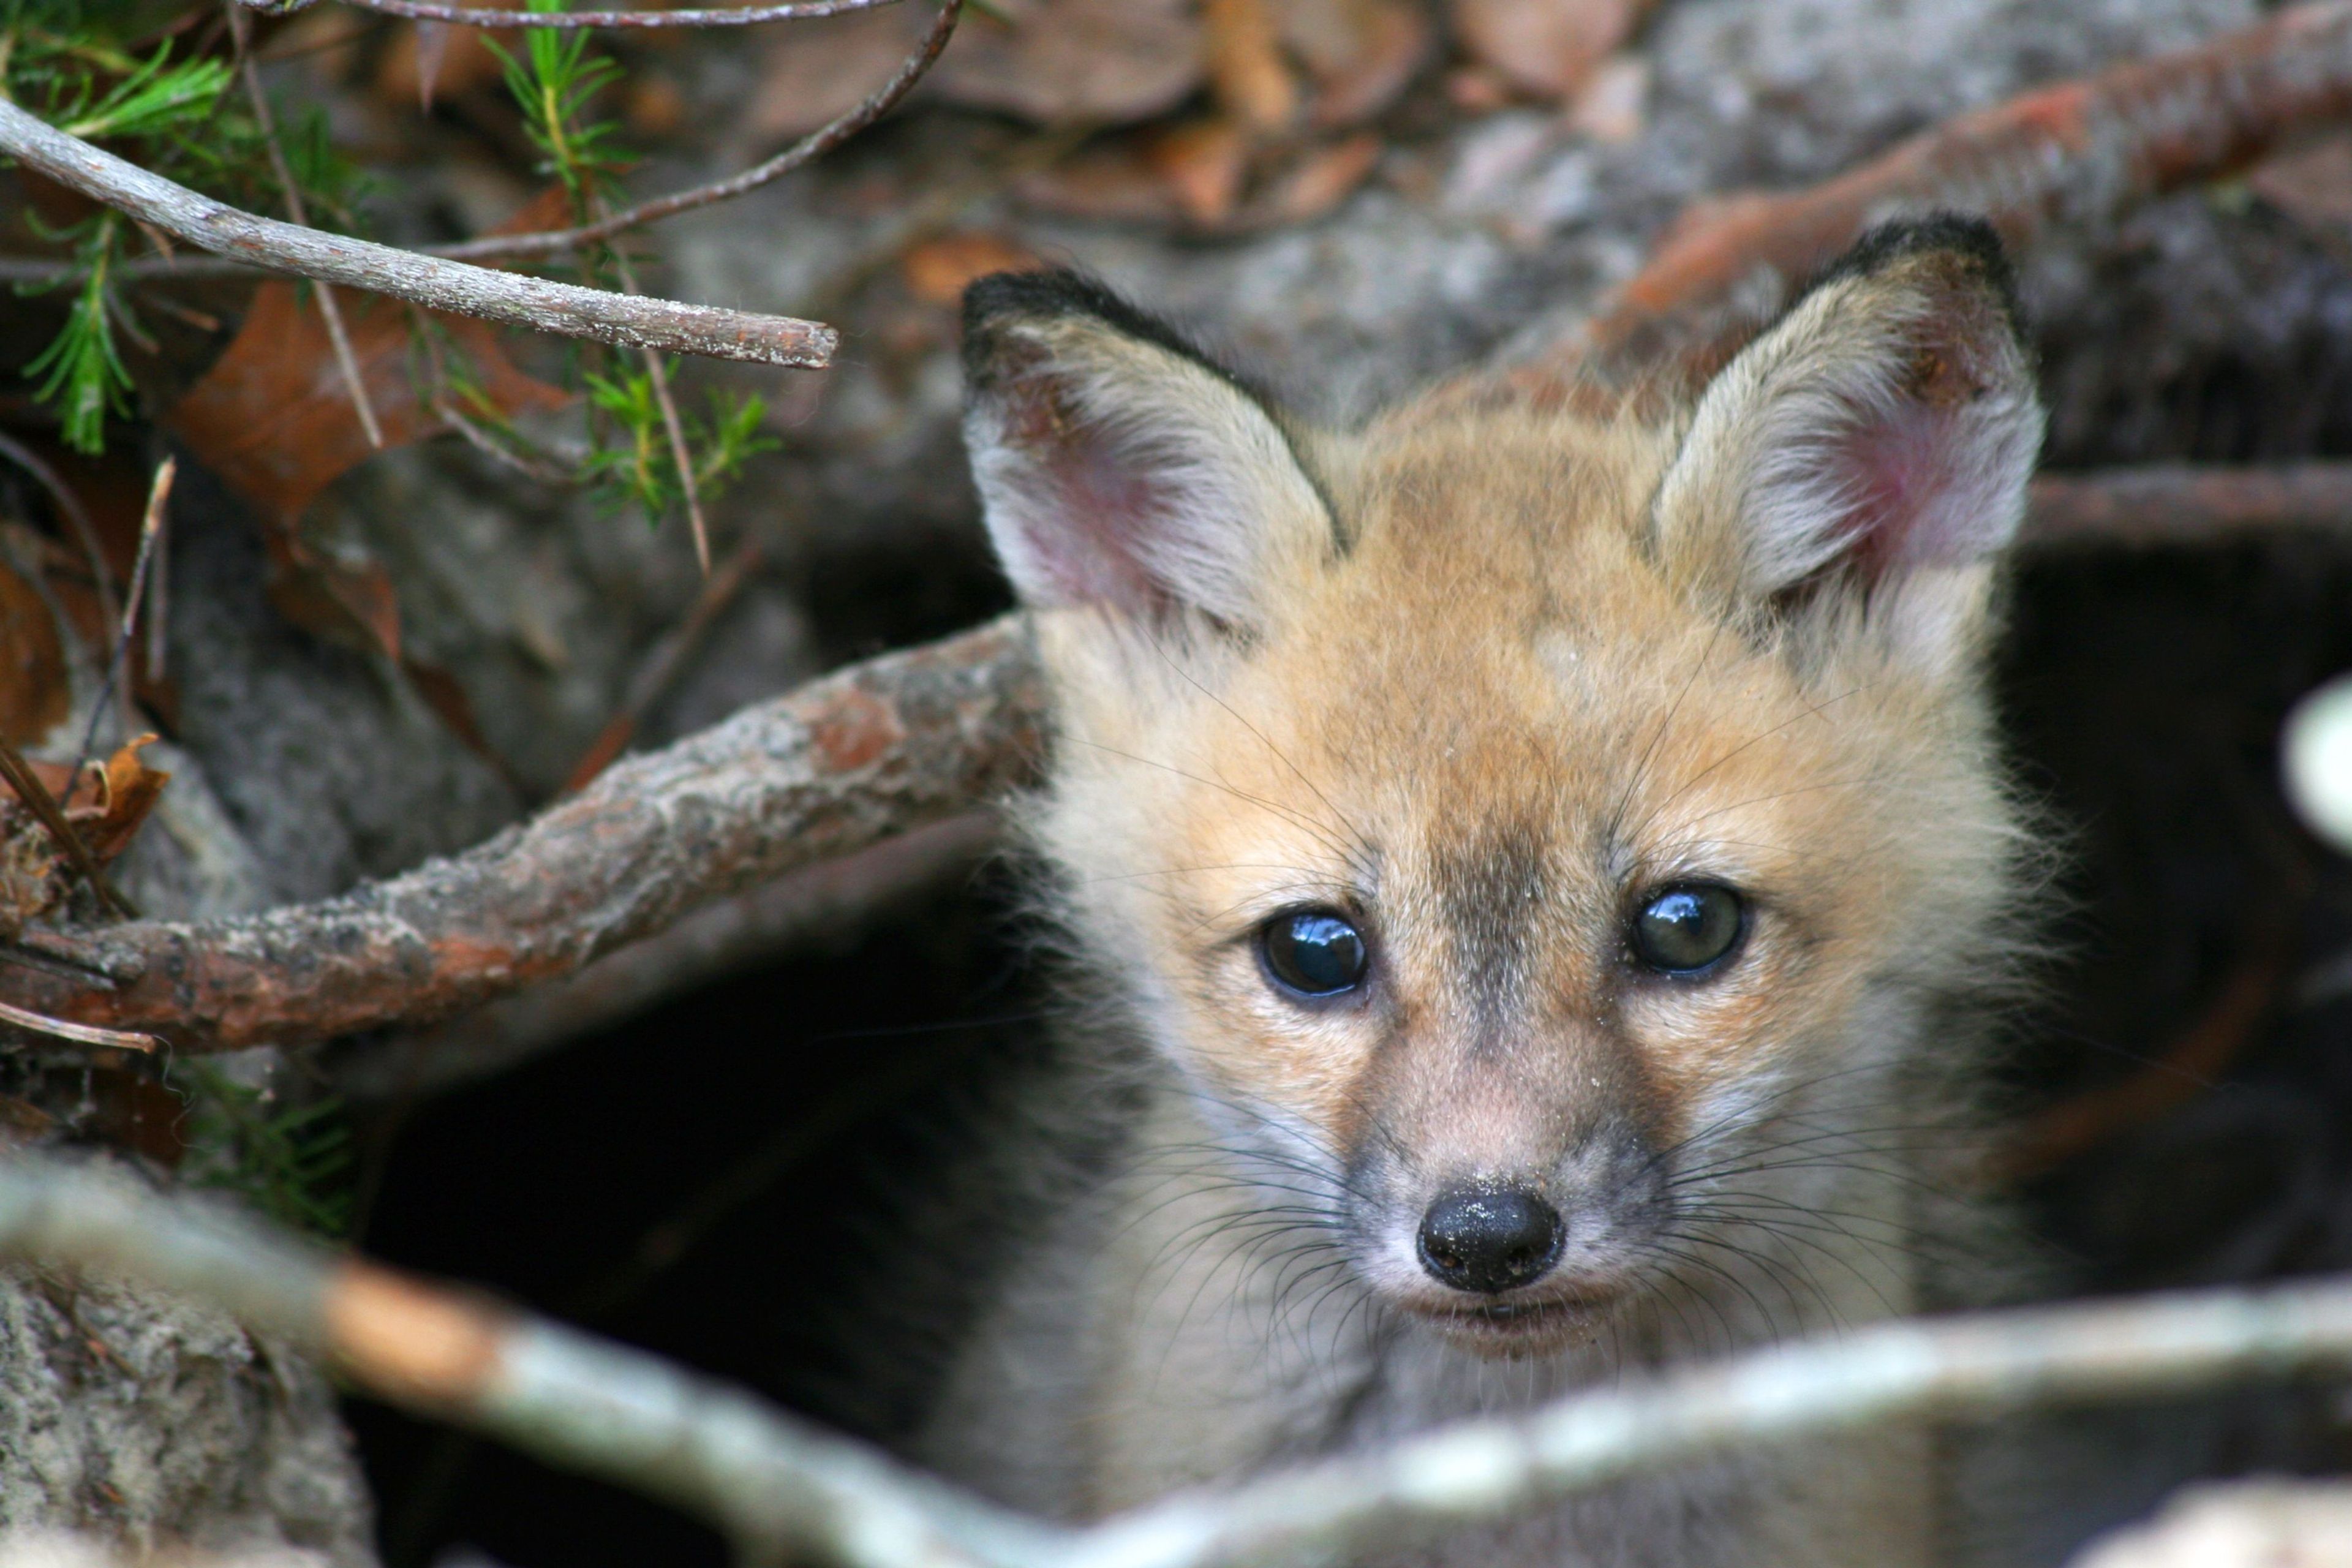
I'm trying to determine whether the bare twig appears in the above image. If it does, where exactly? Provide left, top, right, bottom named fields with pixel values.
left=6, top=1155, right=2352, bottom=1568
left=432, top=0, right=963, bottom=263
left=609, top=247, right=711, bottom=573
left=0, top=100, right=837, bottom=368
left=0, top=429, right=123, bottom=669
left=244, top=0, right=903, bottom=26
left=61, top=456, right=173, bottom=807
left=561, top=539, right=760, bottom=794
left=230, top=3, right=385, bottom=449
left=0, top=740, right=137, bottom=921
left=0, top=999, right=159, bottom=1052
left=0, top=616, right=1045, bottom=1051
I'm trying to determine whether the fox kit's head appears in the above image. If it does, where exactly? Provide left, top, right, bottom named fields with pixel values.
left=962, top=219, right=2041, bottom=1359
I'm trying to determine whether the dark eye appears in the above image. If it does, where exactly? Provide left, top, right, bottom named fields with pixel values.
left=1259, top=910, right=1369, bottom=997
left=1629, top=884, right=1745, bottom=976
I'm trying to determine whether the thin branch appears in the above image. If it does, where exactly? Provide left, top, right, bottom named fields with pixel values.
left=0, top=998, right=159, bottom=1052
left=231, top=2, right=385, bottom=448
left=61, top=456, right=173, bottom=807
left=0, top=1158, right=1048, bottom=1568
left=244, top=0, right=905, bottom=25
left=0, top=99, right=837, bottom=368
left=431, top=0, right=963, bottom=263
left=562, top=539, right=760, bottom=794
left=6, top=1156, right=2352, bottom=1568
left=0, top=616, right=1046, bottom=1052
left=0, top=429, right=123, bottom=672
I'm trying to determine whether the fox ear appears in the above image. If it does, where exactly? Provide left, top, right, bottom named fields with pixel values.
left=1653, top=216, right=2043, bottom=653
left=960, top=270, right=1333, bottom=630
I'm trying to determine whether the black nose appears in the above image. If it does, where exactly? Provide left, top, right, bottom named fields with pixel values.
left=1417, top=1185, right=1562, bottom=1294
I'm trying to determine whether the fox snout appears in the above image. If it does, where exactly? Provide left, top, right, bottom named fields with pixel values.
left=1350, top=1088, right=1675, bottom=1351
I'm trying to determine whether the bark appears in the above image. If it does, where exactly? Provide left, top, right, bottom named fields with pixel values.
left=0, top=102, right=836, bottom=368
left=2, top=617, right=1042, bottom=1052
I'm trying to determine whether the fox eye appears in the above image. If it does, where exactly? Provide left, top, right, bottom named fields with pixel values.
left=1629, top=884, right=1745, bottom=976
left=1259, top=910, right=1368, bottom=997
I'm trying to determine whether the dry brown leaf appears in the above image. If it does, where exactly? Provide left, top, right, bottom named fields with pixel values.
left=377, top=7, right=519, bottom=108
left=2250, top=132, right=2352, bottom=231
left=0, top=560, right=69, bottom=748
left=930, top=0, right=1205, bottom=127
left=1207, top=0, right=1301, bottom=132
left=168, top=283, right=568, bottom=530
left=1449, top=0, right=1649, bottom=102
left=747, top=7, right=922, bottom=142
left=72, top=734, right=170, bottom=864
left=1016, top=140, right=1189, bottom=224
left=901, top=232, right=1044, bottom=304
left=1148, top=118, right=1254, bottom=225
left=1249, top=130, right=1383, bottom=224
left=1, top=735, right=171, bottom=935
left=263, top=530, right=405, bottom=665
left=1277, top=0, right=1432, bottom=127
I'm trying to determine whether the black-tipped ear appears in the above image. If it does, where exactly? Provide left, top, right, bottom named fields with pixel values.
left=1653, top=214, right=2043, bottom=649
left=960, top=270, right=1333, bottom=629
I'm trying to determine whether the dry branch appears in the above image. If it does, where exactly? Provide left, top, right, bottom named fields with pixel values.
left=0, top=100, right=836, bottom=368
left=9, top=466, right=2352, bottom=1060
left=0, top=617, right=1044, bottom=1052
left=2024, top=464, right=2352, bottom=548
left=8, top=1156, right=2352, bottom=1568
left=248, top=0, right=902, bottom=24
left=1506, top=1, right=2352, bottom=393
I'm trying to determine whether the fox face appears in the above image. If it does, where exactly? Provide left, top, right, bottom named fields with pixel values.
left=961, top=220, right=2042, bottom=1361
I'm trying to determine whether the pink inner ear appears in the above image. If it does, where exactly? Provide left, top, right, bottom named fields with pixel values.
left=1825, top=396, right=2001, bottom=579
left=1825, top=399, right=1956, bottom=582
left=1005, top=379, right=1173, bottom=616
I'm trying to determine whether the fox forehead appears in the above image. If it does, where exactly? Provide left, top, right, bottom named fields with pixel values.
left=1042, top=409, right=1963, bottom=1138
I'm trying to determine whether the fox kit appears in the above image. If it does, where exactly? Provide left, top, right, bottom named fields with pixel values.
left=925, top=217, right=2043, bottom=1566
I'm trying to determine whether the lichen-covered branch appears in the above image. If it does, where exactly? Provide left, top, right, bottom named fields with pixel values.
left=6, top=1156, right=2352, bottom=1568
left=1507, top=1, right=2352, bottom=393
left=0, top=100, right=837, bottom=368
left=0, top=1158, right=1047, bottom=1568
left=0, top=617, right=1044, bottom=1052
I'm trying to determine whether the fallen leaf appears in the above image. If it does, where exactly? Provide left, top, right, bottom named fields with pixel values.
left=377, top=7, right=519, bottom=108
left=1276, top=0, right=1432, bottom=128
left=1246, top=130, right=1383, bottom=225
left=2250, top=132, right=2352, bottom=231
left=901, top=232, right=1045, bottom=304
left=1016, top=139, right=1189, bottom=224
left=1448, top=0, right=1651, bottom=102
left=72, top=734, right=170, bottom=864
left=1207, top=0, right=1301, bottom=132
left=1147, top=118, right=1254, bottom=226
left=263, top=529, right=404, bottom=665
left=929, top=0, right=1205, bottom=127
left=168, top=284, right=568, bottom=530
left=0, top=560, right=69, bottom=748
left=747, top=7, right=926, bottom=142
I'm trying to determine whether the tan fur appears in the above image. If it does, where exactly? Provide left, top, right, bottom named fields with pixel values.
left=929, top=232, right=2041, bottom=1566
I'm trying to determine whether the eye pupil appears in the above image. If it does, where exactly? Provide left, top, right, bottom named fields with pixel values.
left=1630, top=885, right=1744, bottom=974
left=1261, top=911, right=1368, bottom=996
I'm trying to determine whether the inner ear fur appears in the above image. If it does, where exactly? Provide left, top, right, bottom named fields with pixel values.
left=960, top=270, right=1335, bottom=631
left=1651, top=216, right=2045, bottom=643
